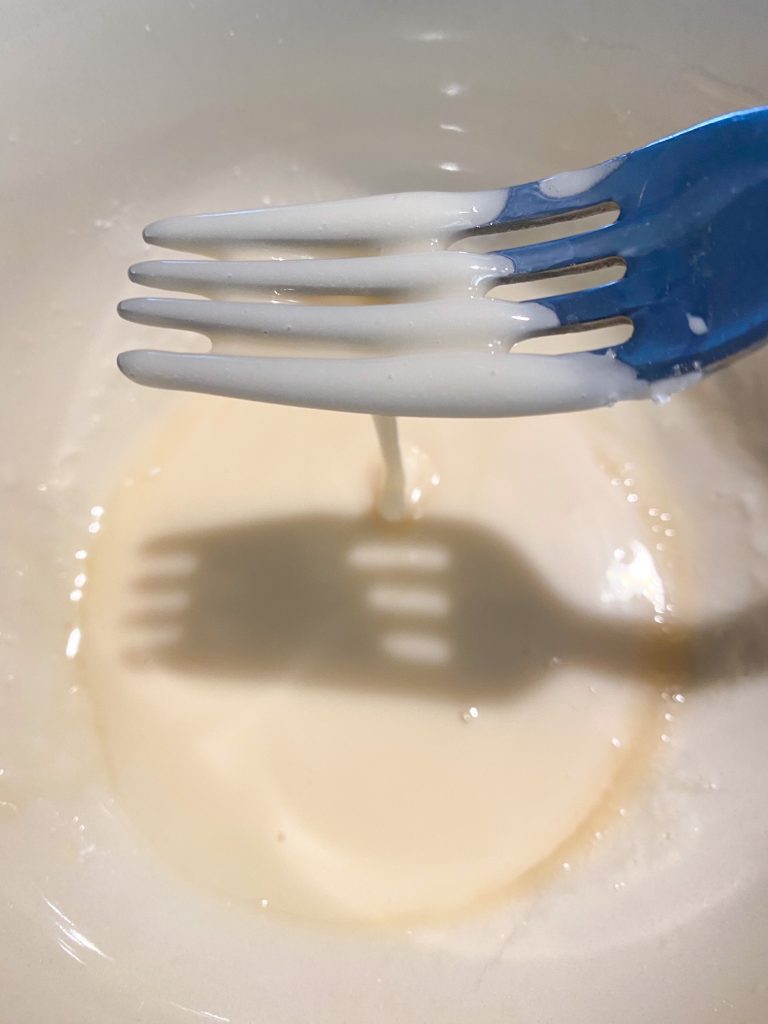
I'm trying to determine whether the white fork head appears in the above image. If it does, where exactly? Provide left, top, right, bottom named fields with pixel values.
left=117, top=183, right=673, bottom=416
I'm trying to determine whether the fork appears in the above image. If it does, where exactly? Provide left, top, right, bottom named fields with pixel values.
left=118, top=107, right=768, bottom=418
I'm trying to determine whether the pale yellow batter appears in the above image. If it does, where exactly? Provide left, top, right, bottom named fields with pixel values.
left=80, top=398, right=689, bottom=924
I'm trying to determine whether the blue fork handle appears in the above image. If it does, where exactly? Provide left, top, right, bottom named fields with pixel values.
left=493, top=107, right=768, bottom=382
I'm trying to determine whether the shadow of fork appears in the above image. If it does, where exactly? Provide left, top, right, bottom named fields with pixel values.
left=118, top=512, right=768, bottom=702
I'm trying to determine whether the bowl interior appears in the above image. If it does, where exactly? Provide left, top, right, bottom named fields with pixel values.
left=2, top=1, right=768, bottom=1021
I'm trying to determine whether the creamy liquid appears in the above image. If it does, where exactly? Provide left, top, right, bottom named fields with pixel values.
left=372, top=416, right=444, bottom=522
left=80, top=398, right=689, bottom=925
left=372, top=416, right=407, bottom=521
left=139, top=189, right=511, bottom=255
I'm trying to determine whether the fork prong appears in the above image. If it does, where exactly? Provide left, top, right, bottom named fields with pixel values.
left=117, top=349, right=647, bottom=417
left=141, top=152, right=630, bottom=259
left=500, top=223, right=626, bottom=277
left=117, top=296, right=554, bottom=352
left=143, top=190, right=509, bottom=256
left=535, top=272, right=662, bottom=328
left=491, top=155, right=626, bottom=230
left=128, top=251, right=512, bottom=300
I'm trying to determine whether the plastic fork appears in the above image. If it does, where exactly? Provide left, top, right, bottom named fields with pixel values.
left=118, top=107, right=768, bottom=418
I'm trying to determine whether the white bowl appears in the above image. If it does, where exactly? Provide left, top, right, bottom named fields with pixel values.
left=2, top=1, right=768, bottom=1021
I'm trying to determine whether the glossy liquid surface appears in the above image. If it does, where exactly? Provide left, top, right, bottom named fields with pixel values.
left=81, top=398, right=689, bottom=924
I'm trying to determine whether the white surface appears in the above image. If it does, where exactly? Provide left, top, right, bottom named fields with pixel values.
left=2, top=0, right=768, bottom=1021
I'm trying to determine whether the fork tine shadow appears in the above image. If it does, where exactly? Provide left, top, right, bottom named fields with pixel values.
left=122, top=512, right=768, bottom=700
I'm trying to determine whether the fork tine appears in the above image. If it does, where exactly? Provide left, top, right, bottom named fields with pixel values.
left=536, top=272, right=660, bottom=328
left=498, top=223, right=626, bottom=277
left=143, top=160, right=627, bottom=259
left=142, top=190, right=509, bottom=256
left=117, top=296, right=554, bottom=352
left=128, top=251, right=512, bottom=300
left=491, top=155, right=625, bottom=230
left=117, top=349, right=646, bottom=417
left=141, top=148, right=632, bottom=260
